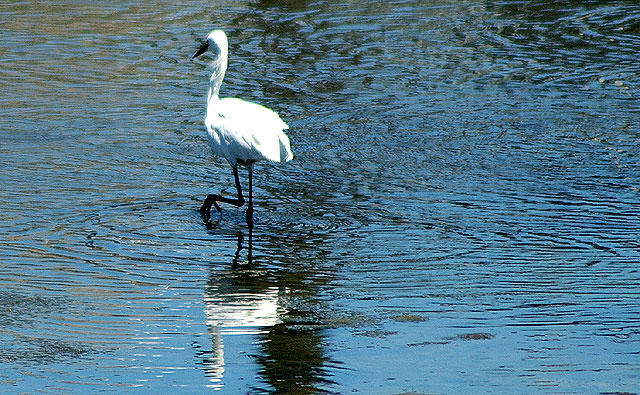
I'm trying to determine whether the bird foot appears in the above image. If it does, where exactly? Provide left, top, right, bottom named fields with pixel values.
left=200, top=197, right=222, bottom=220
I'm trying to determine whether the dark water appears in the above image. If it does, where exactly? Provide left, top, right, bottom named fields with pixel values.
left=1, top=0, right=639, bottom=393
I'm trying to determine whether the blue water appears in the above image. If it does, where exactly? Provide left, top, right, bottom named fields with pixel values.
left=1, top=1, right=639, bottom=394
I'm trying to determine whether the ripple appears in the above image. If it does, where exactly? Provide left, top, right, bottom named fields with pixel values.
left=478, top=2, right=640, bottom=89
left=1, top=0, right=639, bottom=393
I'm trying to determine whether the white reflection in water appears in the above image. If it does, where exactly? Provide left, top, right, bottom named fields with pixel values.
left=203, top=285, right=286, bottom=390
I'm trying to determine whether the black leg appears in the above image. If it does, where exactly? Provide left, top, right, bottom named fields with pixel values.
left=246, top=166, right=254, bottom=228
left=200, top=167, right=246, bottom=220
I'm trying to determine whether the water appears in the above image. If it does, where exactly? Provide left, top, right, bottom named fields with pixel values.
left=1, top=0, right=639, bottom=393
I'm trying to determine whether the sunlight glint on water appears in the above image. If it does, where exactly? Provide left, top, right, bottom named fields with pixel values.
left=0, top=0, right=639, bottom=393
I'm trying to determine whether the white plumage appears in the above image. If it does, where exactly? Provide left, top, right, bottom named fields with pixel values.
left=206, top=97, right=293, bottom=165
left=192, top=30, right=293, bottom=226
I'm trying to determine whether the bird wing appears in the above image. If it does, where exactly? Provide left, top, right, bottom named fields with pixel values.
left=206, top=98, right=293, bottom=165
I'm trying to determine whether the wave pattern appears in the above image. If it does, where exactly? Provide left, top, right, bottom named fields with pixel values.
left=0, top=0, right=638, bottom=393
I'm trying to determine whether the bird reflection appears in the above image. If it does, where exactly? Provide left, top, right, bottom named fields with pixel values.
left=204, top=218, right=253, bottom=266
left=201, top=227, right=333, bottom=392
left=202, top=261, right=284, bottom=389
left=232, top=229, right=252, bottom=268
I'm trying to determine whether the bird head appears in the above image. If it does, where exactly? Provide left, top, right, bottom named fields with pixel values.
left=192, top=30, right=228, bottom=61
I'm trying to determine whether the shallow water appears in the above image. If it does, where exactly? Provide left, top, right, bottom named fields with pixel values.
left=1, top=0, right=639, bottom=394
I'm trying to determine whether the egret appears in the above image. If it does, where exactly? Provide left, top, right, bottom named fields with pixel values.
left=191, top=30, right=293, bottom=227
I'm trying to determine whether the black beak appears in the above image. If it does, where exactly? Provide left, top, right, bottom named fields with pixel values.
left=191, top=41, right=209, bottom=60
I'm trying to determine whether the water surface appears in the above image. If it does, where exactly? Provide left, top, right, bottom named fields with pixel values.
left=1, top=0, right=639, bottom=394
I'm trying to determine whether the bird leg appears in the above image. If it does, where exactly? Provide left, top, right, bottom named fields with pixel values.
left=246, top=166, right=254, bottom=228
left=200, top=167, right=245, bottom=219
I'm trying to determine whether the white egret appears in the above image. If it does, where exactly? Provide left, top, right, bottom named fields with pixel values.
left=192, top=30, right=293, bottom=227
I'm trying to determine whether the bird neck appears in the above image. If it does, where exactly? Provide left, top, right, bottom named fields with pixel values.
left=207, top=57, right=227, bottom=103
